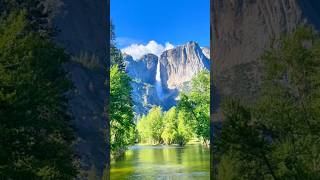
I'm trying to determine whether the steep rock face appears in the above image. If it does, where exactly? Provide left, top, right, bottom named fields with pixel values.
left=160, top=41, right=210, bottom=89
left=124, top=54, right=160, bottom=115
left=52, top=0, right=107, bottom=59
left=125, top=42, right=209, bottom=116
left=124, top=54, right=158, bottom=84
left=210, top=0, right=320, bottom=177
left=50, top=0, right=108, bottom=178
left=201, top=47, right=210, bottom=59
left=211, top=0, right=320, bottom=111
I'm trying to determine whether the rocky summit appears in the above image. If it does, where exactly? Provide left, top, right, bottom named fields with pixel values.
left=124, top=41, right=210, bottom=116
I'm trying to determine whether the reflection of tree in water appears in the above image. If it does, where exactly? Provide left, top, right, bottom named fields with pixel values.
left=176, top=147, right=184, bottom=165
left=111, top=145, right=209, bottom=179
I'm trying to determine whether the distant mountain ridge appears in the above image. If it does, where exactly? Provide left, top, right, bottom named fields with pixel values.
left=124, top=41, right=210, bottom=116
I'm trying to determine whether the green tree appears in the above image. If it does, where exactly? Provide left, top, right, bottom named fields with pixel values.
left=215, top=27, right=320, bottom=179
left=110, top=64, right=135, bottom=157
left=216, top=153, right=241, bottom=180
left=215, top=99, right=273, bottom=179
left=137, top=115, right=152, bottom=143
left=137, top=106, right=164, bottom=144
left=178, top=70, right=210, bottom=145
left=0, top=12, right=77, bottom=179
left=148, top=106, right=164, bottom=144
left=110, top=22, right=125, bottom=70
left=175, top=110, right=193, bottom=146
left=161, top=107, right=177, bottom=145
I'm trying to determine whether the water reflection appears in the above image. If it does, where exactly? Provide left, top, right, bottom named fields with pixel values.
left=110, top=144, right=209, bottom=180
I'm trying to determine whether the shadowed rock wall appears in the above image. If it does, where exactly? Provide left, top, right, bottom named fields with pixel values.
left=50, top=0, right=108, bottom=178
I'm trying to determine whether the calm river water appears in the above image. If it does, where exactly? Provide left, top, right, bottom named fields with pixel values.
left=110, top=143, right=210, bottom=180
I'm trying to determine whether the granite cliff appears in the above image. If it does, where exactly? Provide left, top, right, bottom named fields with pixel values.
left=124, top=41, right=210, bottom=116
left=210, top=0, right=320, bottom=177
left=48, top=0, right=108, bottom=178
left=211, top=0, right=320, bottom=118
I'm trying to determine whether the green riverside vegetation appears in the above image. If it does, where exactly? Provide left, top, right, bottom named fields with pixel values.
left=137, top=70, right=210, bottom=147
left=214, top=27, right=320, bottom=179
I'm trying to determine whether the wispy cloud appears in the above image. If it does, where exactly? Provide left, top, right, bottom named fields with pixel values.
left=121, top=40, right=175, bottom=59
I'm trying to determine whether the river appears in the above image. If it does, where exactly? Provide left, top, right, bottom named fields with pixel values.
left=110, top=143, right=210, bottom=180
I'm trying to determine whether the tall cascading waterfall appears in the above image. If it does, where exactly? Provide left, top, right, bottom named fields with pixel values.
left=155, top=59, right=164, bottom=99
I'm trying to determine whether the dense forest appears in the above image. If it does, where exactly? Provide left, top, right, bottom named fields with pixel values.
left=214, top=27, right=320, bottom=179
left=0, top=1, right=77, bottom=179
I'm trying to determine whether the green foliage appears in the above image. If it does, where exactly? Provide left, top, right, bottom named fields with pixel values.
left=215, top=26, right=320, bottom=179
left=110, top=22, right=125, bottom=70
left=109, top=23, right=136, bottom=159
left=216, top=153, right=241, bottom=180
left=148, top=106, right=164, bottom=144
left=137, top=106, right=164, bottom=144
left=161, top=107, right=178, bottom=145
left=136, top=71, right=210, bottom=146
left=0, top=12, right=77, bottom=179
left=178, top=70, right=210, bottom=144
left=137, top=115, right=152, bottom=143
left=110, top=64, right=135, bottom=157
left=175, top=110, right=193, bottom=146
left=0, top=0, right=54, bottom=36
left=137, top=106, right=195, bottom=146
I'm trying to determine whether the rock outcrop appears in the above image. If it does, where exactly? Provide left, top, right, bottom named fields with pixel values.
left=125, top=41, right=210, bottom=116
left=124, top=54, right=158, bottom=84
left=160, top=41, right=210, bottom=90
left=211, top=0, right=320, bottom=116
left=124, top=54, right=160, bottom=115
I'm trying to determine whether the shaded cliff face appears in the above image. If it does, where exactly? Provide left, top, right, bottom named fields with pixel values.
left=125, top=42, right=210, bottom=115
left=50, top=0, right=108, bottom=178
left=211, top=0, right=320, bottom=112
left=124, top=54, right=160, bottom=115
left=52, top=0, right=107, bottom=61
left=124, top=54, right=158, bottom=84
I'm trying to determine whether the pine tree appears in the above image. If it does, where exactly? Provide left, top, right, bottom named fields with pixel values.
left=110, top=22, right=125, bottom=70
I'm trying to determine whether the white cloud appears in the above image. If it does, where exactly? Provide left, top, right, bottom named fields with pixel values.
left=121, top=41, right=175, bottom=59
left=165, top=42, right=175, bottom=50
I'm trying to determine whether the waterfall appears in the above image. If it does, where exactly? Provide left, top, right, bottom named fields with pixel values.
left=155, top=59, right=163, bottom=99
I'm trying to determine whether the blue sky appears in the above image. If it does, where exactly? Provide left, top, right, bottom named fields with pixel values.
left=111, top=0, right=210, bottom=51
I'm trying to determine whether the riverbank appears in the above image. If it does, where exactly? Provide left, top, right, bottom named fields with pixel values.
left=136, top=138, right=209, bottom=147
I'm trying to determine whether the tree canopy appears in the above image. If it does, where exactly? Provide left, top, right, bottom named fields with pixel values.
left=178, top=70, right=210, bottom=145
left=214, top=26, right=320, bottom=179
